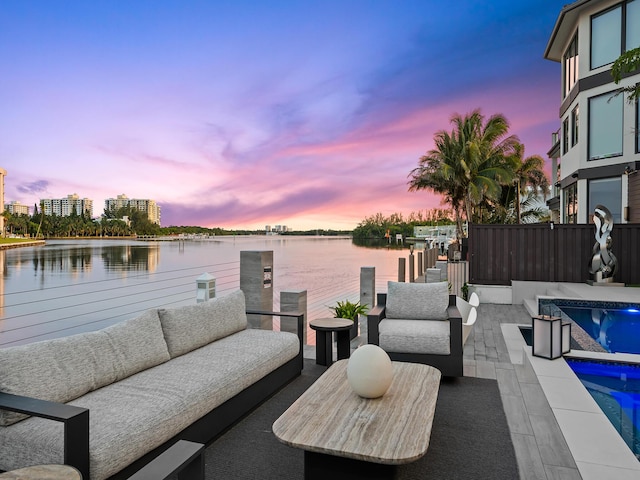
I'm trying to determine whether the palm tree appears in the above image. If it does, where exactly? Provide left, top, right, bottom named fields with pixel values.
left=409, top=109, right=519, bottom=236
left=408, top=128, right=467, bottom=238
left=495, top=143, right=550, bottom=224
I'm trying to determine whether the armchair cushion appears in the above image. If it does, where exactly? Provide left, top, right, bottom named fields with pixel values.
left=385, top=281, right=449, bottom=321
left=379, top=319, right=451, bottom=355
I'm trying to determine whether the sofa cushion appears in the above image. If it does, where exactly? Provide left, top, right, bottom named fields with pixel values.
left=0, top=328, right=299, bottom=480
left=0, top=310, right=170, bottom=426
left=93, top=309, right=171, bottom=382
left=158, top=290, right=248, bottom=358
left=385, top=281, right=449, bottom=320
left=379, top=318, right=451, bottom=355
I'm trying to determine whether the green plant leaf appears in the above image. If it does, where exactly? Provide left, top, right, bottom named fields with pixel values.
left=329, top=300, right=369, bottom=320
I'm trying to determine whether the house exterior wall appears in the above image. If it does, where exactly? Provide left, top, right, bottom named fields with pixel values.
left=546, top=0, right=640, bottom=224
left=629, top=171, right=640, bottom=221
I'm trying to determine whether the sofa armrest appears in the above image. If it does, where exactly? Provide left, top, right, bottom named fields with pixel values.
left=367, top=304, right=387, bottom=345
left=127, top=440, right=204, bottom=480
left=0, top=392, right=89, bottom=479
left=246, top=309, right=304, bottom=346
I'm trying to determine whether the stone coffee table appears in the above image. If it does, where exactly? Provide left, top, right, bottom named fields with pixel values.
left=0, top=465, right=82, bottom=479
left=273, top=359, right=441, bottom=479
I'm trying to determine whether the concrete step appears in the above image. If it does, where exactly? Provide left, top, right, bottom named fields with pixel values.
left=545, top=288, right=564, bottom=297
left=523, top=297, right=538, bottom=316
left=558, top=283, right=582, bottom=298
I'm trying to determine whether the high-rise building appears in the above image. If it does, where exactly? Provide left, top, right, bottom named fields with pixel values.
left=0, top=168, right=6, bottom=236
left=41, top=194, right=93, bottom=218
left=5, top=201, right=29, bottom=216
left=104, top=194, right=161, bottom=226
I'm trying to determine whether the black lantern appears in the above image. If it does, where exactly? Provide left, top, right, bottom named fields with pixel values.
left=562, top=321, right=572, bottom=354
left=532, top=315, right=563, bottom=359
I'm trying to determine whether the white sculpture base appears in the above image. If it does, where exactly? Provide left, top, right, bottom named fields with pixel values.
left=587, top=280, right=626, bottom=287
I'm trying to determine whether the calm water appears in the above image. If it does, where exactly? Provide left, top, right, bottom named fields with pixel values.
left=0, top=237, right=406, bottom=346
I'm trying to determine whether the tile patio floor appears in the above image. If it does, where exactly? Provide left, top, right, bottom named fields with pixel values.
left=303, top=302, right=583, bottom=480
left=464, top=303, right=582, bottom=480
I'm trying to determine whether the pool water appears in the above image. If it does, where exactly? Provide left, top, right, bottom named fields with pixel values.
left=560, top=307, right=640, bottom=354
left=566, top=359, right=640, bottom=459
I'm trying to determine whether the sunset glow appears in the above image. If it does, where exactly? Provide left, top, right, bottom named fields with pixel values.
left=1, top=1, right=562, bottom=230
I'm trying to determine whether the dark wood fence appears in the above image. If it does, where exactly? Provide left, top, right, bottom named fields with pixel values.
left=468, top=223, right=640, bottom=286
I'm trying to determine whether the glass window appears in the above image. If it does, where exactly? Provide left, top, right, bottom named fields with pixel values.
left=628, top=0, right=640, bottom=49
left=564, top=33, right=579, bottom=98
left=564, top=183, right=578, bottom=224
left=636, top=97, right=640, bottom=153
left=588, top=177, right=622, bottom=223
left=591, top=5, right=622, bottom=69
left=562, top=117, right=569, bottom=155
left=571, top=105, right=579, bottom=146
left=589, top=93, right=623, bottom=160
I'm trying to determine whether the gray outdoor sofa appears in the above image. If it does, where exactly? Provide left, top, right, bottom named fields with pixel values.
left=367, top=281, right=463, bottom=377
left=0, top=290, right=303, bottom=479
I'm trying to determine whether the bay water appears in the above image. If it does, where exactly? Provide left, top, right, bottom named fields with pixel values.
left=0, top=236, right=407, bottom=347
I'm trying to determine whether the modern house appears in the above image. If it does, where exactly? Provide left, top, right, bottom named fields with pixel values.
left=544, top=0, right=640, bottom=224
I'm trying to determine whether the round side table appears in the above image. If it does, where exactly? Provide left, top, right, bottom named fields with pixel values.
left=0, top=465, right=82, bottom=479
left=310, top=318, right=353, bottom=366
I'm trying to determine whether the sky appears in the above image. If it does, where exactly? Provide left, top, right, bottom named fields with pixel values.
left=1, top=0, right=565, bottom=231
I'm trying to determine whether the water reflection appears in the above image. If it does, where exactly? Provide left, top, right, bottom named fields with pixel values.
left=563, top=307, right=640, bottom=354
left=101, top=244, right=160, bottom=272
left=351, top=238, right=408, bottom=250
left=31, top=246, right=94, bottom=276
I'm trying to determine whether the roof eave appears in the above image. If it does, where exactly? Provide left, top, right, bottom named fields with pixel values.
left=544, top=0, right=594, bottom=62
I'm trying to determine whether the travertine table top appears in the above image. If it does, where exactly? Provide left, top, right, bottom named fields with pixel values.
left=273, top=359, right=441, bottom=465
left=309, top=318, right=353, bottom=330
left=0, top=465, right=82, bottom=479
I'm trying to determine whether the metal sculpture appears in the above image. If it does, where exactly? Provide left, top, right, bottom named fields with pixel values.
left=588, top=205, right=618, bottom=282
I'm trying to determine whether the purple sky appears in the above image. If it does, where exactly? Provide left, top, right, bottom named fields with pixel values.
left=1, top=1, right=564, bottom=230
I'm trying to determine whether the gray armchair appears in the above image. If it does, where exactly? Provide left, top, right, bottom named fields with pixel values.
left=367, top=281, right=463, bottom=377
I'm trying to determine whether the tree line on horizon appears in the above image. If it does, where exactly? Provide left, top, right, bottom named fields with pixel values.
left=1, top=205, right=229, bottom=238
left=352, top=209, right=455, bottom=240
left=1, top=205, right=353, bottom=238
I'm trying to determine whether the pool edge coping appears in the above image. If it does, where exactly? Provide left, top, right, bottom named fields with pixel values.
left=501, top=324, right=640, bottom=479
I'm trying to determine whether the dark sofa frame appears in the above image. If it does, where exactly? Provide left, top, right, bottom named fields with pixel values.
left=0, top=309, right=304, bottom=480
left=367, top=293, right=463, bottom=377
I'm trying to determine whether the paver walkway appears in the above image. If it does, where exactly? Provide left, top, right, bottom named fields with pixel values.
left=465, top=304, right=582, bottom=480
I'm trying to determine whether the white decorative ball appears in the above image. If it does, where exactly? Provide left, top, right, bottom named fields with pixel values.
left=347, top=344, right=393, bottom=398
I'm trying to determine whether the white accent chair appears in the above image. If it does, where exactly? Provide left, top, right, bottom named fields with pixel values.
left=469, top=292, right=479, bottom=307
left=456, top=292, right=479, bottom=345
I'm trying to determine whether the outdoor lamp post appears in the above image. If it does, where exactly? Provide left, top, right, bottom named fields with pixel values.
left=532, top=314, right=563, bottom=359
left=196, top=272, right=216, bottom=303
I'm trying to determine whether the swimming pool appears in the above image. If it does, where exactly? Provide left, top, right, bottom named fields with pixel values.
left=560, top=306, right=640, bottom=354
left=566, top=358, right=640, bottom=459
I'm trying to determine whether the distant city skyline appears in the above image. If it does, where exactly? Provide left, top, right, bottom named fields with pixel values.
left=1, top=1, right=563, bottom=230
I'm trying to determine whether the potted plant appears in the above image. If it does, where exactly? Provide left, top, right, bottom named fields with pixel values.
left=330, top=300, right=369, bottom=340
